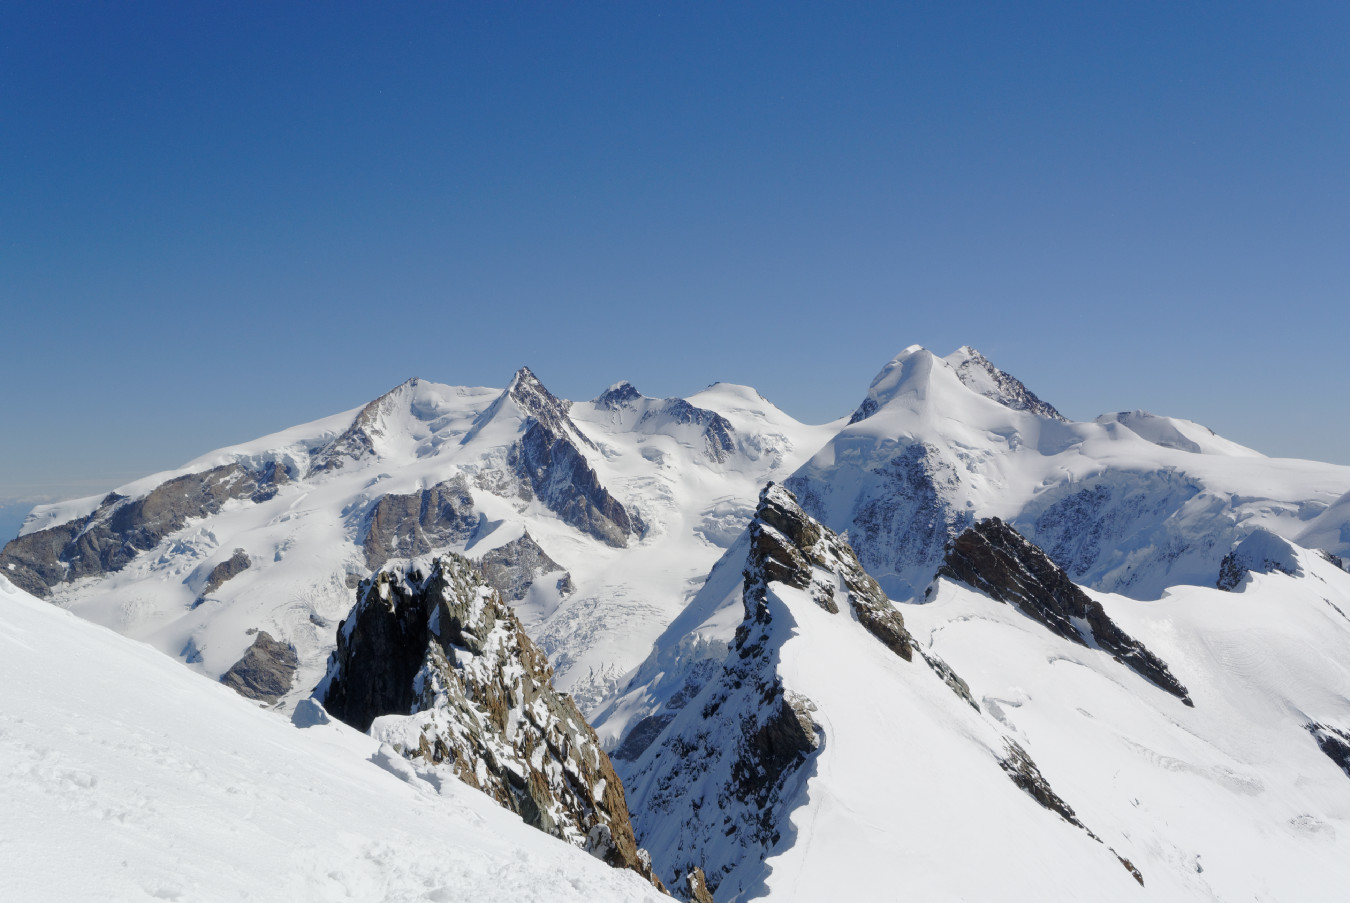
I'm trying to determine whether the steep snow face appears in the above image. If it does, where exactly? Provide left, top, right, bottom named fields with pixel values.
left=0, top=368, right=836, bottom=716
left=615, top=485, right=1149, bottom=900
left=0, top=575, right=666, bottom=903
left=789, top=345, right=1350, bottom=600
left=901, top=543, right=1350, bottom=903
left=606, top=489, right=1350, bottom=901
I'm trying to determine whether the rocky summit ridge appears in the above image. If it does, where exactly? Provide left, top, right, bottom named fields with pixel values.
left=318, top=552, right=667, bottom=890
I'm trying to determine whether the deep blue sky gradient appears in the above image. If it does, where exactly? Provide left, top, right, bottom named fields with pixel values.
left=3, top=1, right=1348, bottom=504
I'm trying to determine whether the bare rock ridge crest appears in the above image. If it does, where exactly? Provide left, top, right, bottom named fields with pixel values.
left=316, top=552, right=667, bottom=892
left=497, top=367, right=642, bottom=548
left=622, top=483, right=978, bottom=894
left=936, top=517, right=1193, bottom=706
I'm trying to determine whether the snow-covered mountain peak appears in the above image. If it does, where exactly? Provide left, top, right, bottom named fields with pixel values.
left=594, top=381, right=643, bottom=410
left=843, top=343, right=1064, bottom=429
left=846, top=345, right=940, bottom=424
left=943, top=346, right=1067, bottom=421
left=1216, top=528, right=1306, bottom=590
left=462, top=365, right=598, bottom=452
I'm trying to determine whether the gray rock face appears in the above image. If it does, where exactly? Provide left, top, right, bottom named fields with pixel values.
left=220, top=631, right=298, bottom=704
left=0, top=463, right=287, bottom=598
left=1217, top=529, right=1303, bottom=591
left=361, top=475, right=479, bottom=570
left=937, top=518, right=1193, bottom=706
left=319, top=554, right=664, bottom=891
left=491, top=368, right=640, bottom=548
left=947, top=347, right=1067, bottom=421
left=512, top=420, right=640, bottom=547
left=477, top=532, right=568, bottom=602
left=196, top=549, right=251, bottom=604
left=1307, top=722, right=1350, bottom=780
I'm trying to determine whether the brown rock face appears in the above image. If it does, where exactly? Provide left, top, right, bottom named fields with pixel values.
left=196, top=549, right=251, bottom=605
left=220, top=631, right=298, bottom=704
left=938, top=517, right=1192, bottom=706
left=320, top=553, right=664, bottom=891
left=747, top=483, right=914, bottom=661
left=0, top=463, right=287, bottom=598
left=361, top=475, right=479, bottom=570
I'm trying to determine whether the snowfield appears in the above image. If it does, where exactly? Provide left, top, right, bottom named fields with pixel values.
left=0, top=575, right=664, bottom=903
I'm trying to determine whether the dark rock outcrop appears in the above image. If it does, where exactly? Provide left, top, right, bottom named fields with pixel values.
left=749, top=483, right=914, bottom=661
left=361, top=475, right=479, bottom=570
left=1320, top=549, right=1347, bottom=572
left=938, top=517, right=1193, bottom=706
left=1307, top=722, right=1350, bottom=780
left=1217, top=529, right=1303, bottom=591
left=220, top=630, right=297, bottom=704
left=0, top=462, right=288, bottom=598
left=1000, top=741, right=1144, bottom=886
left=319, top=553, right=663, bottom=890
left=195, top=548, right=251, bottom=605
left=477, top=531, right=568, bottom=602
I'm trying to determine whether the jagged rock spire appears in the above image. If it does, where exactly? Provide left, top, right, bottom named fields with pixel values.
left=319, top=553, right=665, bottom=891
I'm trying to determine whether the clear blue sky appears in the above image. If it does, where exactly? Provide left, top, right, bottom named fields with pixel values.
left=3, top=1, right=1348, bottom=508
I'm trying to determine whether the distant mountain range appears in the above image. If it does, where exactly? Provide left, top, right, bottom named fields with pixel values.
left=5, top=346, right=1350, bottom=901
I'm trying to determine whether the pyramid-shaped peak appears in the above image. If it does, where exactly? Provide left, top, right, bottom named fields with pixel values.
left=503, top=366, right=574, bottom=428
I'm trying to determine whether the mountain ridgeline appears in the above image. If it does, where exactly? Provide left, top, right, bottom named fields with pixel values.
left=8, top=348, right=1350, bottom=902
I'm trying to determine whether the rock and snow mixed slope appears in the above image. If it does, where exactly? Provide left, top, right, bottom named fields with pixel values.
left=604, top=486, right=1350, bottom=901
left=1, top=369, right=835, bottom=714
left=0, top=574, right=665, bottom=903
left=612, top=485, right=1151, bottom=899
left=787, top=344, right=1350, bottom=600
left=317, top=552, right=666, bottom=889
left=7, top=344, right=1350, bottom=901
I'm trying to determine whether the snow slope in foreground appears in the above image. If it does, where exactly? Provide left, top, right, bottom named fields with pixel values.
left=0, top=575, right=663, bottom=903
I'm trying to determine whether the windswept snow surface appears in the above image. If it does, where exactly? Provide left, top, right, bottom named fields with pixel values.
left=0, top=575, right=664, bottom=903
left=893, top=546, right=1350, bottom=902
